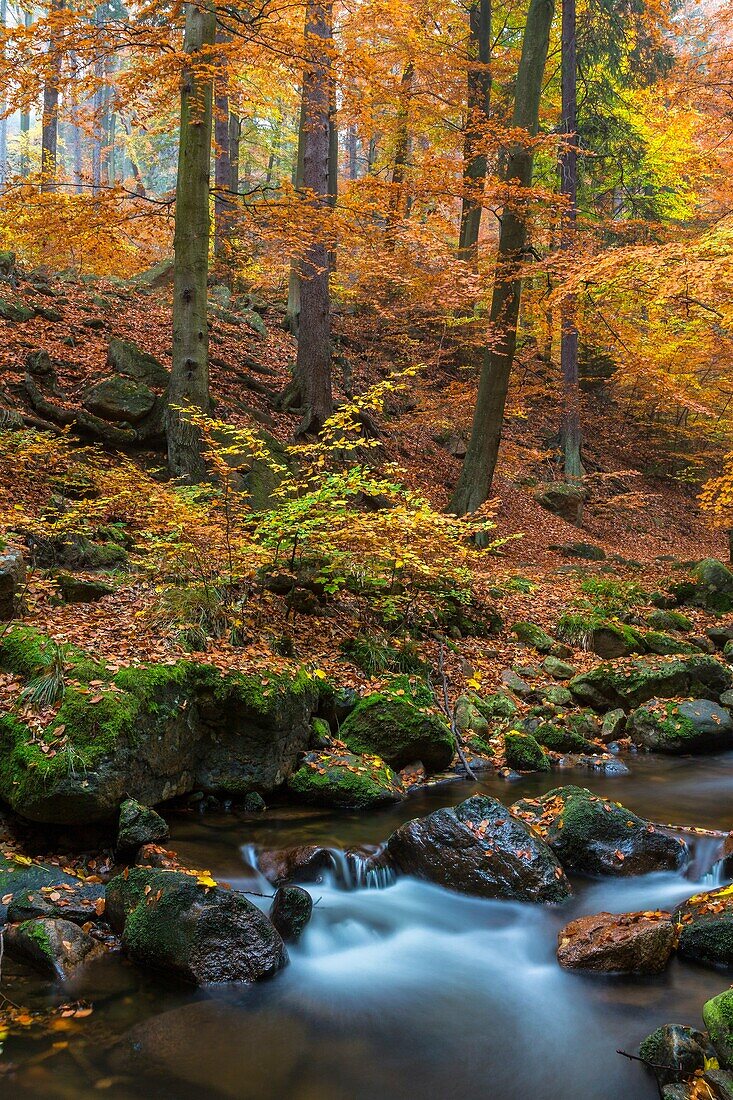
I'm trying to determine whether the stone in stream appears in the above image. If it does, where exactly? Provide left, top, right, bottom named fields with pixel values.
left=557, top=910, right=675, bottom=973
left=627, top=698, right=733, bottom=754
left=338, top=694, right=455, bottom=774
left=638, top=1024, right=711, bottom=1088
left=288, top=750, right=405, bottom=809
left=568, top=654, right=732, bottom=711
left=117, top=797, right=170, bottom=855
left=257, top=844, right=337, bottom=886
left=385, top=794, right=571, bottom=903
left=511, top=786, right=688, bottom=877
left=106, top=866, right=286, bottom=985
left=269, top=885, right=312, bottom=942
left=7, top=881, right=105, bottom=925
left=0, top=853, right=82, bottom=921
left=704, top=990, right=733, bottom=1070
left=504, top=730, right=550, bottom=772
left=673, top=884, right=733, bottom=968
left=4, top=917, right=105, bottom=979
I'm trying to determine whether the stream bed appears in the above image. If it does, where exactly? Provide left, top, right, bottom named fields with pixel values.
left=5, top=753, right=733, bottom=1099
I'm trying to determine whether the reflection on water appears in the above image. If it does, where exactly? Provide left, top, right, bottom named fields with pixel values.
left=5, top=753, right=733, bottom=1100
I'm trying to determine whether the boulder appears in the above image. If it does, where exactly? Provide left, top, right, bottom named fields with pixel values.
left=532, top=720, right=600, bottom=755
left=674, top=885, right=733, bottom=968
left=639, top=1025, right=710, bottom=1088
left=542, top=656, right=577, bottom=680
left=643, top=631, right=699, bottom=657
left=557, top=910, right=675, bottom=973
left=568, top=655, right=732, bottom=711
left=54, top=572, right=115, bottom=603
left=534, top=483, right=586, bottom=525
left=704, top=990, right=733, bottom=1070
left=4, top=917, right=105, bottom=979
left=601, top=708, right=626, bottom=741
left=257, top=845, right=337, bottom=886
left=7, top=881, right=105, bottom=925
left=287, top=750, right=404, bottom=809
left=647, top=609, right=693, bottom=632
left=500, top=669, right=535, bottom=699
left=117, top=798, right=170, bottom=854
left=0, top=853, right=83, bottom=921
left=708, top=625, right=733, bottom=650
left=339, top=694, right=454, bottom=773
left=627, top=698, right=733, bottom=754
left=385, top=794, right=571, bottom=903
left=512, top=621, right=556, bottom=654
left=504, top=730, right=550, bottom=772
left=107, top=337, right=169, bottom=388
left=269, top=885, right=312, bottom=942
left=0, top=627, right=320, bottom=823
left=107, top=866, right=286, bottom=985
left=553, top=541, right=606, bottom=560
left=0, top=546, right=24, bottom=619
left=82, top=376, right=157, bottom=424
left=589, top=622, right=645, bottom=659
left=511, top=786, right=687, bottom=876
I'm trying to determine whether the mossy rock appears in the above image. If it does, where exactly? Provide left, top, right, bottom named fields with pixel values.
left=638, top=1025, right=709, bottom=1088
left=538, top=684, right=574, bottom=708
left=117, top=798, right=169, bottom=854
left=511, top=621, right=556, bottom=654
left=674, top=886, right=733, bottom=969
left=642, top=631, right=699, bottom=657
left=0, top=627, right=320, bottom=824
left=0, top=854, right=81, bottom=921
left=288, top=750, right=404, bottom=809
left=532, top=721, right=599, bottom=755
left=454, top=695, right=490, bottom=738
left=504, top=731, right=550, bottom=772
left=627, top=698, right=733, bottom=754
left=647, top=609, right=693, bottom=632
left=704, top=990, right=733, bottom=1069
left=107, top=337, right=169, bottom=388
left=54, top=572, right=115, bottom=603
left=339, top=694, right=454, bottom=773
left=542, top=656, right=577, bottom=680
left=568, top=655, right=732, bottom=711
left=470, top=691, right=518, bottom=721
left=4, top=917, right=105, bottom=979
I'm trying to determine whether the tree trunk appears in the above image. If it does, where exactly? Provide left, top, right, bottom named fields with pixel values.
left=292, top=0, right=334, bottom=434
left=559, top=0, right=582, bottom=480
left=284, top=94, right=307, bottom=336
left=458, top=0, right=491, bottom=263
left=214, top=26, right=233, bottom=263
left=347, top=122, right=357, bottom=180
left=229, top=111, right=241, bottom=191
left=0, top=0, right=7, bottom=185
left=449, top=0, right=555, bottom=515
left=385, top=61, right=413, bottom=251
left=167, top=0, right=216, bottom=483
left=19, top=9, right=32, bottom=177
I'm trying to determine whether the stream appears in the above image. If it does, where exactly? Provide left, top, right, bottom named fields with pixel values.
left=5, top=753, right=733, bottom=1099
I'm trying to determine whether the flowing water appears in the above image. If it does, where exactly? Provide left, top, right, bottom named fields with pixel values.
left=5, top=753, right=733, bottom=1100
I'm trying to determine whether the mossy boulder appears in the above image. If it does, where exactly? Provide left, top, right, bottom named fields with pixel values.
left=339, top=694, right=454, bottom=773
left=647, top=609, right=693, bottom=632
left=643, top=631, right=699, bottom=657
left=704, top=990, right=733, bottom=1069
left=107, top=866, right=286, bottom=986
left=107, top=337, right=169, bottom=388
left=504, top=730, right=550, bottom=772
left=568, top=655, right=732, bottom=711
left=534, top=483, right=586, bottom=525
left=54, top=572, right=115, bottom=603
left=269, top=885, right=312, bottom=942
left=7, top=881, right=105, bottom=925
left=512, top=621, right=556, bottom=654
left=639, top=1025, right=710, bottom=1088
left=0, top=853, right=81, bottom=921
left=385, top=794, right=571, bottom=903
left=117, top=798, right=170, bottom=854
left=627, top=698, right=733, bottom=754
left=82, top=376, right=157, bottom=424
left=511, top=786, right=688, bottom=877
left=4, top=917, right=105, bottom=979
left=454, top=695, right=490, bottom=739
left=674, top=885, right=733, bottom=968
left=532, top=720, right=600, bottom=755
left=543, top=656, right=577, bottom=680
left=0, top=627, right=320, bottom=823
left=470, top=691, right=518, bottom=721
left=288, top=750, right=404, bottom=809
left=589, top=622, right=646, bottom=659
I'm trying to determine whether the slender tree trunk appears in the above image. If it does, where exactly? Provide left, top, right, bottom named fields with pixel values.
left=292, top=0, right=334, bottom=434
left=559, top=0, right=582, bottom=479
left=284, top=94, right=306, bottom=336
left=458, top=0, right=491, bottom=263
left=0, top=0, right=7, bottom=185
left=214, top=26, right=233, bottom=263
left=229, top=111, right=241, bottom=191
left=19, top=10, right=32, bottom=177
left=449, top=0, right=555, bottom=515
left=347, top=122, right=357, bottom=180
left=167, top=0, right=216, bottom=482
left=328, top=71, right=338, bottom=268
left=385, top=61, right=413, bottom=251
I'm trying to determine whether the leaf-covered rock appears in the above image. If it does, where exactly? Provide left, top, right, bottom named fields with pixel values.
left=557, top=910, right=675, bottom=973
left=288, top=749, right=404, bottom=809
left=627, top=698, right=733, bottom=754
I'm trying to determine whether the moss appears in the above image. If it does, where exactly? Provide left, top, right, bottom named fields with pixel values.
left=533, top=722, right=597, bottom=754
left=470, top=691, right=518, bottom=721
left=288, top=751, right=403, bottom=809
left=106, top=867, right=195, bottom=931
left=647, top=609, right=693, bottom=632
left=679, top=914, right=733, bottom=967
left=643, top=631, right=698, bottom=656
left=19, top=918, right=53, bottom=959
left=704, top=990, right=733, bottom=1069
left=186, top=662, right=318, bottom=726
left=0, top=626, right=57, bottom=679
left=504, top=731, right=550, bottom=772
left=511, top=621, right=556, bottom=654
left=340, top=694, right=454, bottom=773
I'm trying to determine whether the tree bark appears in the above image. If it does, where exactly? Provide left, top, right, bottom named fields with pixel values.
left=385, top=61, right=413, bottom=251
left=167, top=0, right=216, bottom=483
left=214, top=26, right=233, bottom=263
left=458, top=0, right=491, bottom=263
left=284, top=94, right=306, bottom=336
left=449, top=0, right=555, bottom=515
left=0, top=0, right=7, bottom=185
left=559, top=0, right=582, bottom=480
left=19, top=9, right=32, bottom=177
left=229, top=110, right=241, bottom=191
left=292, top=0, right=334, bottom=434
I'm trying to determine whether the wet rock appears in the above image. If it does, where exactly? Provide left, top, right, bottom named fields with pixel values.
left=0, top=854, right=80, bottom=921
left=257, top=845, right=337, bottom=886
left=7, top=881, right=105, bottom=925
left=557, top=910, right=675, bottom=973
left=385, top=794, right=571, bottom=903
left=511, top=786, right=688, bottom=876
left=704, top=990, right=733, bottom=1069
left=569, top=655, right=732, bottom=711
left=242, top=791, right=266, bottom=814
left=674, top=885, right=733, bottom=967
left=339, top=694, right=454, bottom=774
left=54, top=572, right=115, bottom=603
left=627, top=698, right=733, bottom=754
left=534, top=483, right=586, bottom=525
left=4, top=917, right=105, bottom=979
left=117, top=798, right=169, bottom=855
left=639, top=1024, right=710, bottom=1087
left=269, top=885, right=312, bottom=942
left=106, top=866, right=286, bottom=985
left=288, top=750, right=404, bottom=809
left=504, top=730, right=550, bottom=772
left=0, top=546, right=25, bottom=620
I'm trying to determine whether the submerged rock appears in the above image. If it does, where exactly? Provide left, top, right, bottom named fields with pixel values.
left=557, top=910, right=675, bottom=973
left=269, top=885, right=312, bottom=942
left=385, top=794, right=571, bottom=903
left=511, top=786, right=687, bottom=876
left=5, top=917, right=105, bottom=979
left=627, top=698, right=733, bottom=754
left=339, top=694, right=454, bottom=774
left=288, top=750, right=404, bottom=809
left=106, top=866, right=286, bottom=985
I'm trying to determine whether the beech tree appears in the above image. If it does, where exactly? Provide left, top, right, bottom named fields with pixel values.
left=559, top=0, right=581, bottom=480
left=458, top=0, right=491, bottom=263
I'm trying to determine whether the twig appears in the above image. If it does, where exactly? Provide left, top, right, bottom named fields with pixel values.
left=437, top=640, right=476, bottom=782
